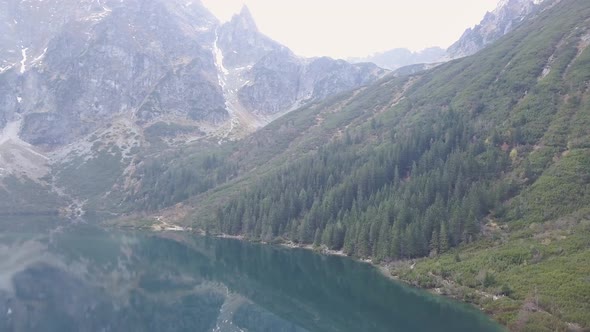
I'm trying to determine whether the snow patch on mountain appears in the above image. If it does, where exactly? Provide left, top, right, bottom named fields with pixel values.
left=19, top=48, right=28, bottom=74
left=213, top=30, right=229, bottom=87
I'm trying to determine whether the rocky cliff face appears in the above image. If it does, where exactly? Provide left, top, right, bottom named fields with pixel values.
left=1, top=0, right=227, bottom=147
left=215, top=7, right=386, bottom=125
left=238, top=51, right=382, bottom=116
left=0, top=0, right=385, bottom=148
left=447, top=0, right=547, bottom=59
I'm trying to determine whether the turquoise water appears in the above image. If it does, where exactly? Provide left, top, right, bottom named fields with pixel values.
left=0, top=221, right=503, bottom=332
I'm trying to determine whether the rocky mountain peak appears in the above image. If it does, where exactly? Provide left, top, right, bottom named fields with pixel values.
left=446, top=0, right=546, bottom=59
left=217, top=5, right=282, bottom=69
left=233, top=5, right=258, bottom=32
left=0, top=0, right=384, bottom=151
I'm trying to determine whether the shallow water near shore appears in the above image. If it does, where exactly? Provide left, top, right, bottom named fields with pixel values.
left=0, top=219, right=504, bottom=332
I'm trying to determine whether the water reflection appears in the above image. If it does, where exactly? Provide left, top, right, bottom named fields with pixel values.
left=0, top=222, right=503, bottom=332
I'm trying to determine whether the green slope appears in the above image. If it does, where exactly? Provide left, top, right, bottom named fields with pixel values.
left=117, top=0, right=590, bottom=329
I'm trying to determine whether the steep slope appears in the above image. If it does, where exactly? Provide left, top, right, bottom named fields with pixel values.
left=128, top=0, right=590, bottom=329
left=217, top=7, right=385, bottom=126
left=0, top=0, right=385, bottom=216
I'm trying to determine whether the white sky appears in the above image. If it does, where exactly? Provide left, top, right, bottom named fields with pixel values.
left=200, top=0, right=500, bottom=59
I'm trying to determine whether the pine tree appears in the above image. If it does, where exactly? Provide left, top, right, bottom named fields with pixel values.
left=313, top=228, right=322, bottom=247
left=376, top=221, right=391, bottom=262
left=430, top=229, right=439, bottom=256
left=440, top=222, right=450, bottom=254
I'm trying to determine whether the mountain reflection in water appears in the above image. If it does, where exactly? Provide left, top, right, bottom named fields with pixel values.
left=0, top=221, right=503, bottom=332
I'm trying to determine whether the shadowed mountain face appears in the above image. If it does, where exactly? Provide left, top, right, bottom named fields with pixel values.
left=1, top=0, right=225, bottom=145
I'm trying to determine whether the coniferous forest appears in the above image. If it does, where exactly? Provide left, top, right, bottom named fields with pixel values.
left=215, top=110, right=511, bottom=261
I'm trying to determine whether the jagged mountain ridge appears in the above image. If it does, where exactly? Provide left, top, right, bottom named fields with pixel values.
left=215, top=6, right=384, bottom=126
left=0, top=0, right=385, bottom=147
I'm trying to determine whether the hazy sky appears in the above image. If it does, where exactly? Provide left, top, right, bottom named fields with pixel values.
left=200, top=0, right=500, bottom=59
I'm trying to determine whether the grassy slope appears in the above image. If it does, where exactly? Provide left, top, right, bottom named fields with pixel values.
left=392, top=214, right=590, bottom=331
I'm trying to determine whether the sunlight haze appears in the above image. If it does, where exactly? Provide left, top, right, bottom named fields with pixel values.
left=201, top=0, right=501, bottom=59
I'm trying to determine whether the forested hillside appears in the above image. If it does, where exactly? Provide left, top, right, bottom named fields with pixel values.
left=120, top=0, right=590, bottom=329
left=216, top=110, right=510, bottom=260
left=192, top=0, right=590, bottom=259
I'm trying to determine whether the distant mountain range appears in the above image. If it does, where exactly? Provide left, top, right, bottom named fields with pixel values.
left=349, top=47, right=446, bottom=71
left=350, top=0, right=546, bottom=70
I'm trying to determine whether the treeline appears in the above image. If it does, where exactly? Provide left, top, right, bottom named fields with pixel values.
left=215, top=110, right=512, bottom=261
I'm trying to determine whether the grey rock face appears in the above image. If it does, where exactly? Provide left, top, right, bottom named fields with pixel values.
left=238, top=52, right=386, bottom=116
left=217, top=6, right=284, bottom=69
left=137, top=58, right=228, bottom=123
left=304, top=58, right=385, bottom=101
left=1, top=0, right=227, bottom=146
left=0, top=71, right=19, bottom=129
left=220, top=7, right=386, bottom=117
left=447, top=0, right=545, bottom=59
left=20, top=112, right=76, bottom=146
left=238, top=49, right=302, bottom=115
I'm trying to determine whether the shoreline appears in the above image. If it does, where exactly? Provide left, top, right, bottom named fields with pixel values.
left=140, top=223, right=506, bottom=323
left=111, top=218, right=587, bottom=331
left=109, top=218, right=509, bottom=331
left=271, top=238, right=498, bottom=310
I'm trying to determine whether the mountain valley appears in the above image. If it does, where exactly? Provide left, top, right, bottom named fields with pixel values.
left=0, top=0, right=589, bottom=330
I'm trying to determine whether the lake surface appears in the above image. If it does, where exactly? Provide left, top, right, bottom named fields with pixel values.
left=0, top=219, right=503, bottom=332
